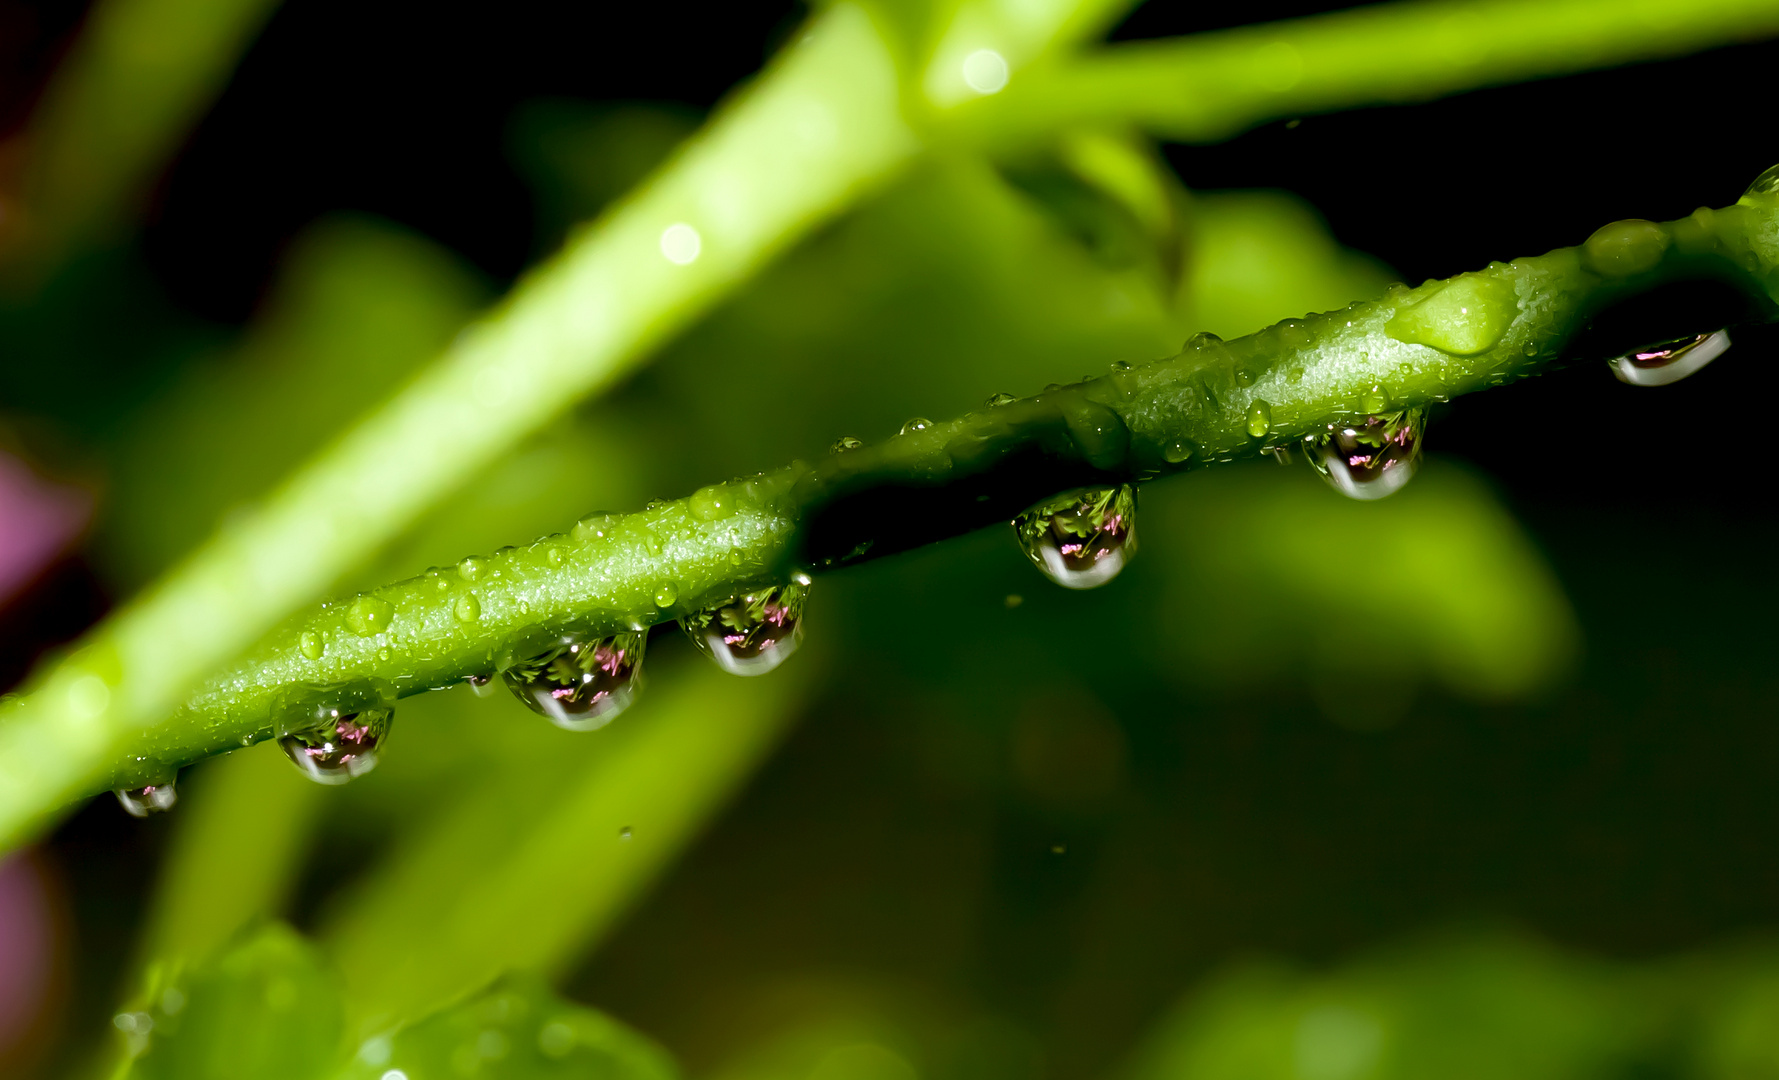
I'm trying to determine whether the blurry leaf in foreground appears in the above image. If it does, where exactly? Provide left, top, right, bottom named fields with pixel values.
left=341, top=974, right=678, bottom=1080
left=1143, top=459, right=1576, bottom=722
left=1121, top=932, right=1647, bottom=1080
left=118, top=922, right=341, bottom=1080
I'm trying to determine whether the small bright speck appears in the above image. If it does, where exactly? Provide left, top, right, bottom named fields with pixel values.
left=660, top=223, right=701, bottom=265
left=962, top=49, right=1009, bottom=94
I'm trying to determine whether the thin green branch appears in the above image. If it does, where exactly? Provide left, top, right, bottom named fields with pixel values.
left=953, top=0, right=1779, bottom=148
left=0, top=3, right=918, bottom=848
left=94, top=185, right=1779, bottom=790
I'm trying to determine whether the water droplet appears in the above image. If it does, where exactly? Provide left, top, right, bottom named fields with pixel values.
left=572, top=515, right=612, bottom=542
left=115, top=781, right=177, bottom=818
left=618, top=826, right=633, bottom=840
left=455, top=593, right=481, bottom=622
left=1582, top=219, right=1670, bottom=277
left=280, top=708, right=392, bottom=785
left=900, top=418, right=933, bottom=435
left=345, top=596, right=395, bottom=637
left=1303, top=409, right=1425, bottom=501
left=546, top=546, right=566, bottom=566
left=689, top=484, right=733, bottom=520
left=985, top=392, right=1016, bottom=407
left=1740, top=163, right=1779, bottom=207
left=458, top=557, right=484, bottom=581
left=1163, top=438, right=1195, bottom=465
left=654, top=583, right=678, bottom=608
left=1246, top=400, right=1272, bottom=437
left=377, top=647, right=391, bottom=662
left=504, top=633, right=646, bottom=731
left=466, top=674, right=497, bottom=697
left=1610, top=329, right=1730, bottom=387
left=1111, top=361, right=1132, bottom=372
left=682, top=582, right=808, bottom=676
left=728, top=550, right=743, bottom=565
left=1361, top=386, right=1388, bottom=413
left=300, top=630, right=324, bottom=661
left=1287, top=366, right=1304, bottom=384
left=1235, top=368, right=1256, bottom=387
left=830, top=436, right=864, bottom=454
left=1012, top=485, right=1138, bottom=590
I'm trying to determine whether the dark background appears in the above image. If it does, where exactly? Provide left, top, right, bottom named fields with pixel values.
left=3, top=1, right=1777, bottom=1077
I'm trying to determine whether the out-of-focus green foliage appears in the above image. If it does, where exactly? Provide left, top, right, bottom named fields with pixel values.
left=113, top=925, right=678, bottom=1080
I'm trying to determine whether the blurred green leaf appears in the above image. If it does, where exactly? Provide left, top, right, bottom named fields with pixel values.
left=337, top=974, right=678, bottom=1080
left=118, top=923, right=342, bottom=1080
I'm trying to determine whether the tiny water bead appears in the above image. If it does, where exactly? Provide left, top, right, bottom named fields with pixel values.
left=900, top=418, right=933, bottom=435
left=985, top=392, right=1016, bottom=407
left=682, top=582, right=808, bottom=676
left=1012, top=485, right=1138, bottom=590
left=1303, top=409, right=1425, bottom=501
left=504, top=632, right=647, bottom=731
left=1246, top=400, right=1272, bottom=438
left=280, top=708, right=392, bottom=785
left=345, top=595, right=395, bottom=637
left=1610, top=329, right=1730, bottom=387
left=654, top=583, right=679, bottom=608
left=115, top=781, right=177, bottom=818
left=300, top=630, right=324, bottom=661
left=830, top=436, right=864, bottom=454
left=454, top=593, right=481, bottom=622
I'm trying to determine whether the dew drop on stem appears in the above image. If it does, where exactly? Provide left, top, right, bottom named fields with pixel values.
left=1012, top=485, right=1137, bottom=590
left=280, top=708, right=392, bottom=785
left=1303, top=408, right=1425, bottom=501
left=1610, top=330, right=1730, bottom=387
left=115, top=780, right=177, bottom=818
left=503, top=632, right=647, bottom=731
left=900, top=418, right=933, bottom=434
left=985, top=392, right=1016, bottom=407
left=830, top=436, right=863, bottom=454
left=682, top=582, right=808, bottom=676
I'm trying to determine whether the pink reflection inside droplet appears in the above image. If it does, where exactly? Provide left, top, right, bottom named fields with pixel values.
left=0, top=453, right=90, bottom=608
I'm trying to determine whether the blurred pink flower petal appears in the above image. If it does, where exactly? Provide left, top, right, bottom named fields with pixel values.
left=0, top=853, right=54, bottom=1055
left=0, top=453, right=90, bottom=607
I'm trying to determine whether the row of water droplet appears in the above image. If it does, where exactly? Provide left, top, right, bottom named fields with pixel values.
left=114, top=324, right=1732, bottom=818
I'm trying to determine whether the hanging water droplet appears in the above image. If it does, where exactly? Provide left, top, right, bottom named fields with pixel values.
left=1610, top=329, right=1730, bottom=387
left=466, top=674, right=497, bottom=697
left=1361, top=386, right=1388, bottom=414
left=985, top=392, right=1016, bottom=407
left=1303, top=409, right=1425, bottom=501
left=503, top=632, right=647, bottom=731
left=900, top=418, right=933, bottom=435
left=1163, top=438, right=1195, bottom=465
left=1246, top=400, right=1272, bottom=438
left=1011, top=485, right=1138, bottom=590
left=830, top=436, right=863, bottom=454
left=280, top=708, right=392, bottom=785
left=682, top=581, right=808, bottom=676
left=115, top=780, right=177, bottom=818
left=654, top=583, right=678, bottom=608
left=300, top=630, right=324, bottom=661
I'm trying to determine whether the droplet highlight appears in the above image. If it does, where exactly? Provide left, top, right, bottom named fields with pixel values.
left=280, top=708, right=392, bottom=785
left=682, top=582, right=808, bottom=676
left=900, top=418, right=933, bottom=435
left=503, top=632, right=647, bottom=731
left=1304, top=409, right=1425, bottom=501
left=115, top=781, right=177, bottom=818
left=1610, top=329, right=1730, bottom=387
left=1012, top=485, right=1138, bottom=590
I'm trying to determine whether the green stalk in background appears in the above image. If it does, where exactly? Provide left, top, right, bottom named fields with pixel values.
left=8, top=0, right=283, bottom=279
left=0, top=0, right=1774, bottom=851
left=96, top=184, right=1779, bottom=790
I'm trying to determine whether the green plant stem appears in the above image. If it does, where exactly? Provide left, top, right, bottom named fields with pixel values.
left=0, top=3, right=917, bottom=848
left=90, top=195, right=1779, bottom=789
left=956, top=0, right=1779, bottom=148
left=0, top=0, right=1766, bottom=848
